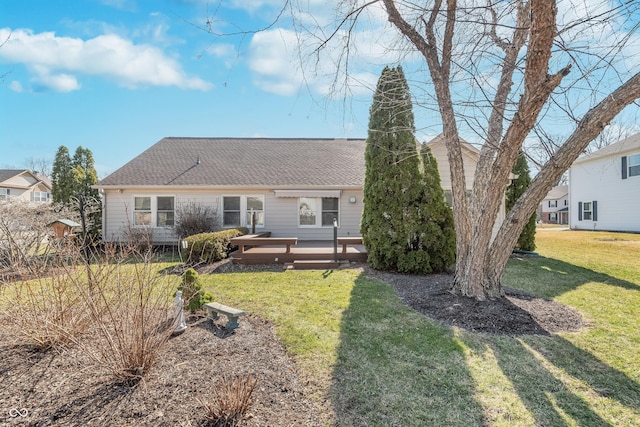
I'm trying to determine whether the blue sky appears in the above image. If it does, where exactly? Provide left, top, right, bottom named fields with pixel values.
left=0, top=0, right=384, bottom=177
left=1, top=1, right=639, bottom=178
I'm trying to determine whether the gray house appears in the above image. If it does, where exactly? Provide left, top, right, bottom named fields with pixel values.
left=96, top=136, right=500, bottom=245
left=96, top=137, right=366, bottom=244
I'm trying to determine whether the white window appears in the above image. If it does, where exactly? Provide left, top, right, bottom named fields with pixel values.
left=549, top=213, right=557, bottom=222
left=32, top=191, right=50, bottom=202
left=0, top=188, right=9, bottom=201
left=134, top=197, right=152, bottom=226
left=582, top=202, right=592, bottom=221
left=223, top=196, right=264, bottom=228
left=133, top=196, right=175, bottom=227
left=299, top=197, right=339, bottom=227
left=629, top=153, right=640, bottom=177
left=549, top=200, right=558, bottom=208
left=246, top=196, right=264, bottom=228
left=157, top=196, right=175, bottom=227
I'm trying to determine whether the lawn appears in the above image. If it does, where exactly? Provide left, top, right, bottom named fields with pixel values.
left=202, top=230, right=640, bottom=426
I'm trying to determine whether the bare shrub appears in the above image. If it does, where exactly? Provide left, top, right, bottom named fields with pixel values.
left=174, top=201, right=218, bottom=239
left=0, top=241, right=91, bottom=350
left=76, top=244, right=179, bottom=383
left=199, top=374, right=258, bottom=427
left=121, top=225, right=153, bottom=253
left=0, top=201, right=78, bottom=280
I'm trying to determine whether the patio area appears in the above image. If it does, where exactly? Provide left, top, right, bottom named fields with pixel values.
left=229, top=239, right=367, bottom=265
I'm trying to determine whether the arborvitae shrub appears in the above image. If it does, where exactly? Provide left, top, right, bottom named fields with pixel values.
left=178, top=268, right=214, bottom=312
left=506, top=152, right=536, bottom=251
left=362, top=66, right=455, bottom=274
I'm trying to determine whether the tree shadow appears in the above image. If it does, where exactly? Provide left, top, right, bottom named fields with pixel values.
left=330, top=273, right=487, bottom=426
left=506, top=255, right=639, bottom=299
left=459, top=332, right=640, bottom=426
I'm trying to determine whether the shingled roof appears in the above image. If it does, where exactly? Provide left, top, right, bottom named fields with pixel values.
left=97, top=137, right=366, bottom=188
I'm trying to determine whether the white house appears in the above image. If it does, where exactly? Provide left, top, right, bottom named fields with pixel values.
left=540, top=185, right=569, bottom=224
left=569, top=133, right=640, bottom=232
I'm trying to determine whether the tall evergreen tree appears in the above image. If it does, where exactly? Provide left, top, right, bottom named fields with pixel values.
left=71, top=146, right=102, bottom=242
left=361, top=66, right=455, bottom=273
left=72, top=146, right=100, bottom=200
left=51, top=146, right=73, bottom=203
left=51, top=145, right=102, bottom=243
left=506, top=152, right=536, bottom=251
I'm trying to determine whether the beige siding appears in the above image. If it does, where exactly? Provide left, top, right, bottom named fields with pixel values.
left=426, top=138, right=505, bottom=239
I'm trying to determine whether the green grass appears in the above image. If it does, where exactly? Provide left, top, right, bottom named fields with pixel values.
left=196, top=231, right=640, bottom=425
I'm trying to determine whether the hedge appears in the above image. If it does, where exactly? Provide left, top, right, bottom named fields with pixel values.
left=181, top=227, right=248, bottom=264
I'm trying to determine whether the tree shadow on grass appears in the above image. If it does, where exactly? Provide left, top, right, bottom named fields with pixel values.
left=460, top=333, right=640, bottom=426
left=331, top=274, right=487, bottom=426
left=505, top=255, right=639, bottom=299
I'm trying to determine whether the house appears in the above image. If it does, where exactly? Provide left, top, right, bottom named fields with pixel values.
left=540, top=185, right=569, bottom=224
left=568, top=132, right=640, bottom=232
left=96, top=138, right=366, bottom=244
left=0, top=169, right=52, bottom=203
left=425, top=135, right=507, bottom=237
left=95, top=136, right=500, bottom=244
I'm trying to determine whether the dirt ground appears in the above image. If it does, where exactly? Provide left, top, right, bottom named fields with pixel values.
left=1, top=262, right=585, bottom=426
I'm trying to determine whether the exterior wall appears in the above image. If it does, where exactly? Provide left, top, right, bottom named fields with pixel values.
left=427, top=139, right=505, bottom=238
left=102, top=188, right=363, bottom=244
left=540, top=196, right=569, bottom=224
left=569, top=154, right=640, bottom=232
left=0, top=173, right=51, bottom=203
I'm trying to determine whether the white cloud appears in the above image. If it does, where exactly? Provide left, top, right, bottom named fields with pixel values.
left=9, top=80, right=23, bottom=92
left=0, top=27, right=213, bottom=92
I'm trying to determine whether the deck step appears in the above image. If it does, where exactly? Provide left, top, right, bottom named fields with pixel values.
left=290, top=260, right=341, bottom=270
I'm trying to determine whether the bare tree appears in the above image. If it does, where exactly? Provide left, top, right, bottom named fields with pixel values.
left=23, top=157, right=53, bottom=178
left=209, top=1, right=639, bottom=300
left=299, top=0, right=640, bottom=299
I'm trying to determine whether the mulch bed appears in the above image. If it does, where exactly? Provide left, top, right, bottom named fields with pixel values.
left=1, top=261, right=586, bottom=425
left=366, top=267, right=587, bottom=336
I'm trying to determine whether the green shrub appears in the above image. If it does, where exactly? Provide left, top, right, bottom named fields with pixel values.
left=181, top=228, right=248, bottom=264
left=178, top=268, right=214, bottom=312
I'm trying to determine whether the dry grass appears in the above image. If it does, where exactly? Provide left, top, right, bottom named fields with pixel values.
left=199, top=374, right=258, bottom=427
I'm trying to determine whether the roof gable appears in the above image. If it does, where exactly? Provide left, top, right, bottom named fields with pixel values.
left=0, top=169, right=52, bottom=190
left=543, top=185, right=568, bottom=200
left=573, top=132, right=640, bottom=165
left=97, top=137, right=366, bottom=188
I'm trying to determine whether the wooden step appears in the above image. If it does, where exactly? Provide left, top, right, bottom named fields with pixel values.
left=290, top=260, right=340, bottom=270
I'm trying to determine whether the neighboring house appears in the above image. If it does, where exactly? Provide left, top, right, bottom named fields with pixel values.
left=0, top=169, right=52, bottom=203
left=425, top=135, right=507, bottom=237
left=540, top=185, right=569, bottom=224
left=569, top=132, right=640, bottom=232
left=95, top=136, right=501, bottom=244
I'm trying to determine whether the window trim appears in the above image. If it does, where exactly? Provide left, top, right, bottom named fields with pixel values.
left=582, top=201, right=593, bottom=221
left=0, top=188, right=9, bottom=201
left=132, top=195, right=175, bottom=228
left=549, top=200, right=558, bottom=208
left=222, top=195, right=265, bottom=229
left=32, top=191, right=50, bottom=202
left=628, top=153, right=640, bottom=177
left=298, top=197, right=340, bottom=228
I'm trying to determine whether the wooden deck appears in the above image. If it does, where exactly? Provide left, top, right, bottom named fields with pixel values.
left=230, top=239, right=367, bottom=265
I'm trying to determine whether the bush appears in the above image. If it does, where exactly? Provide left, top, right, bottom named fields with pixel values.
left=182, top=228, right=248, bottom=264
left=1, top=240, right=180, bottom=383
left=174, top=202, right=218, bottom=239
left=199, top=374, right=258, bottom=427
left=178, top=268, right=214, bottom=312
